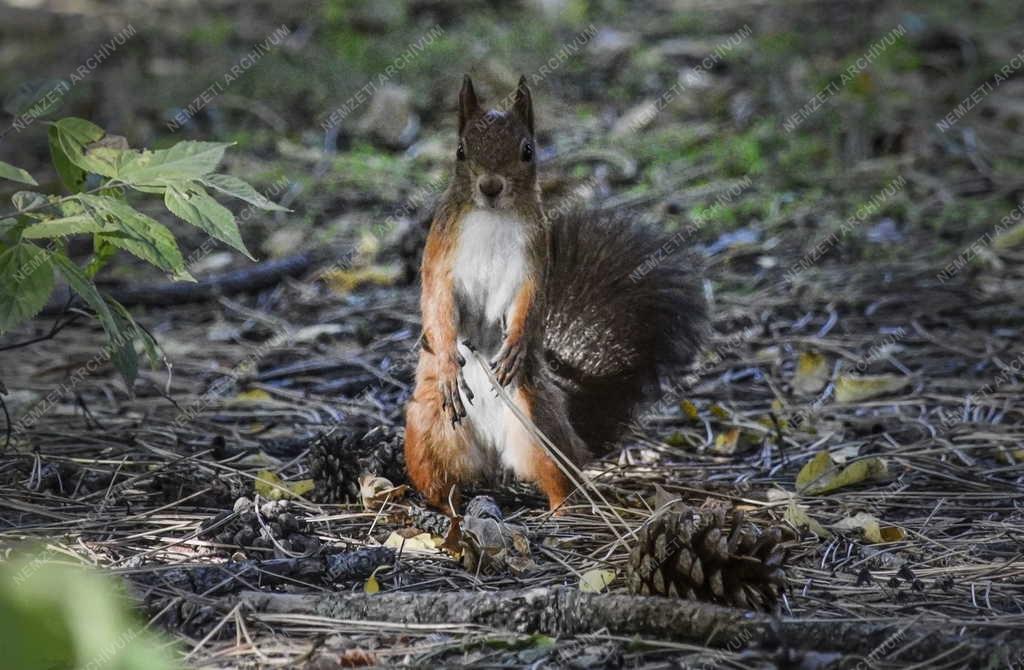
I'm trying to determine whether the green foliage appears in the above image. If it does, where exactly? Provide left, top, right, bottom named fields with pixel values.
left=0, top=555, right=179, bottom=670
left=0, top=117, right=287, bottom=388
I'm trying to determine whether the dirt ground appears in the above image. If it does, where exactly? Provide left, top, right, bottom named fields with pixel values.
left=1, top=1, right=1023, bottom=668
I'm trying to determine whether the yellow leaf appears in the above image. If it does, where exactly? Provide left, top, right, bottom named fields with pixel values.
left=322, top=264, right=400, bottom=295
left=785, top=502, right=830, bottom=538
left=288, top=479, right=315, bottom=497
left=996, top=448, right=1024, bottom=464
left=994, top=221, right=1024, bottom=250
left=793, top=352, right=829, bottom=395
left=663, top=432, right=687, bottom=447
left=579, top=568, right=616, bottom=593
left=231, top=389, right=272, bottom=403
left=364, top=574, right=380, bottom=594
left=254, top=470, right=315, bottom=500
left=383, top=531, right=440, bottom=553
left=797, top=452, right=889, bottom=495
left=795, top=451, right=833, bottom=491
left=834, top=375, right=908, bottom=403
left=709, top=404, right=730, bottom=420
left=833, top=512, right=905, bottom=544
left=680, top=399, right=699, bottom=421
left=712, top=427, right=741, bottom=455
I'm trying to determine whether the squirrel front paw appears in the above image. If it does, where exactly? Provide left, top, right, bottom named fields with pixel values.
left=438, top=351, right=473, bottom=426
left=491, top=337, right=525, bottom=387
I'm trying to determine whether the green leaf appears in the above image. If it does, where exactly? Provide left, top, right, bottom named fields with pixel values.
left=0, top=218, right=25, bottom=247
left=52, top=117, right=114, bottom=178
left=11, top=191, right=48, bottom=214
left=118, top=141, right=232, bottom=185
left=0, top=243, right=55, bottom=332
left=107, top=298, right=139, bottom=389
left=22, top=215, right=108, bottom=239
left=0, top=558, right=178, bottom=670
left=51, top=253, right=117, bottom=331
left=165, top=183, right=254, bottom=259
left=84, top=236, right=118, bottom=278
left=202, top=174, right=289, bottom=211
left=49, top=126, right=88, bottom=193
left=78, top=194, right=193, bottom=281
left=0, top=161, right=38, bottom=186
left=108, top=298, right=162, bottom=368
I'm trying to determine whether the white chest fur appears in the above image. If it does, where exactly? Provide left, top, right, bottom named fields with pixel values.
left=453, top=208, right=528, bottom=328
left=452, top=209, right=535, bottom=477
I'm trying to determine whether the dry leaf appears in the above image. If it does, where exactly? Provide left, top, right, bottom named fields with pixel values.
left=383, top=530, right=441, bottom=552
left=254, top=470, right=315, bottom=500
left=834, top=374, right=908, bottom=403
left=793, top=352, right=829, bottom=395
left=833, top=512, right=905, bottom=544
left=712, top=427, right=741, bottom=454
left=709, top=404, right=730, bottom=420
left=358, top=474, right=407, bottom=510
left=231, top=389, right=272, bottom=403
left=363, top=565, right=386, bottom=595
left=579, top=568, right=617, bottom=593
left=680, top=399, right=700, bottom=421
left=322, top=265, right=400, bottom=295
left=785, top=502, right=830, bottom=538
left=796, top=452, right=889, bottom=495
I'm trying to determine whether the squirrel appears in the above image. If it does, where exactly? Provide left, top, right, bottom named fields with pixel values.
left=404, top=75, right=707, bottom=513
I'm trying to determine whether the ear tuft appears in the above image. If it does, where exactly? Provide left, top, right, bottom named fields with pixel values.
left=459, top=75, right=481, bottom=135
left=513, top=75, right=534, bottom=135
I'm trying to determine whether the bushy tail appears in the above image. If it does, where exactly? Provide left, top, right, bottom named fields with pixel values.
left=542, top=209, right=707, bottom=452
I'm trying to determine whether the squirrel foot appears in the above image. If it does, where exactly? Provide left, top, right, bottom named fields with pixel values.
left=491, top=337, right=525, bottom=387
left=439, top=351, right=474, bottom=426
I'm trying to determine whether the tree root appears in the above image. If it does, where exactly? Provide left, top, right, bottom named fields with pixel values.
left=240, top=587, right=1016, bottom=665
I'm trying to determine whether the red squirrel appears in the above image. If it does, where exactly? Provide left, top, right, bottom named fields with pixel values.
left=404, top=75, right=706, bottom=513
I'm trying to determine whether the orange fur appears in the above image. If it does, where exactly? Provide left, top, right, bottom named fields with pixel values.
left=405, top=203, right=472, bottom=513
left=508, top=385, right=572, bottom=511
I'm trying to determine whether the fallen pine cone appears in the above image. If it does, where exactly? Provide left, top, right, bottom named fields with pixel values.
left=626, top=503, right=787, bottom=611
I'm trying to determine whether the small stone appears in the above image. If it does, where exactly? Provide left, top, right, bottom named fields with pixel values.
left=356, top=85, right=419, bottom=149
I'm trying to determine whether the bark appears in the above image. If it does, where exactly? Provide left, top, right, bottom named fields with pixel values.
left=129, top=547, right=394, bottom=595
left=240, top=587, right=1014, bottom=665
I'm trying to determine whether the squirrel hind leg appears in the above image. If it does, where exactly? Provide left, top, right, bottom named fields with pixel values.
left=505, top=384, right=583, bottom=514
left=404, top=367, right=472, bottom=515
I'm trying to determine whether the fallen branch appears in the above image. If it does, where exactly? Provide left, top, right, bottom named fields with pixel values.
left=128, top=547, right=394, bottom=595
left=102, top=251, right=325, bottom=307
left=240, top=587, right=1017, bottom=665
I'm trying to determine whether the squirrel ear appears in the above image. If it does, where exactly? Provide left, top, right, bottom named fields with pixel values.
left=458, top=75, right=480, bottom=135
left=513, top=75, right=534, bottom=135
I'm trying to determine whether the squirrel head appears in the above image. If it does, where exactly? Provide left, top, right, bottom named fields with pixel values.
left=453, top=75, right=538, bottom=211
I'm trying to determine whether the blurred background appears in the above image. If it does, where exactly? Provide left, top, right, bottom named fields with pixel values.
left=3, top=2, right=1024, bottom=667
left=1, top=0, right=1021, bottom=284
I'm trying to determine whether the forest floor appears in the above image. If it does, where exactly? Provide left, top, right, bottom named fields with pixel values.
left=1, top=1, right=1023, bottom=668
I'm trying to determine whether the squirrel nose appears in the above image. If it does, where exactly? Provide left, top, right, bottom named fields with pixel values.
left=478, top=175, right=504, bottom=199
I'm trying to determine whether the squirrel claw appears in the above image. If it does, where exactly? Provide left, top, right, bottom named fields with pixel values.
left=491, top=340, right=524, bottom=387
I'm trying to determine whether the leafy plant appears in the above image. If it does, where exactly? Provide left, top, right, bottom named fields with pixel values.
left=0, top=554, right=179, bottom=669
left=0, top=117, right=286, bottom=387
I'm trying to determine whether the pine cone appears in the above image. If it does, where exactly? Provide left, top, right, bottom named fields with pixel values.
left=626, top=504, right=787, bottom=611
left=308, top=426, right=405, bottom=503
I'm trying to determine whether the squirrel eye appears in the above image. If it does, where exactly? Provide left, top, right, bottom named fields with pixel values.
left=456, top=142, right=466, bottom=161
left=521, top=142, right=534, bottom=162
